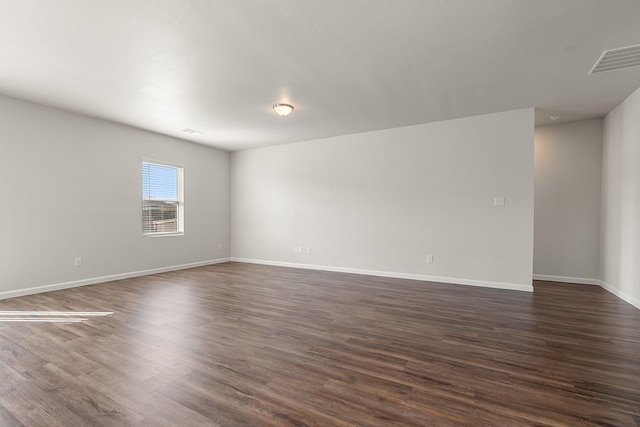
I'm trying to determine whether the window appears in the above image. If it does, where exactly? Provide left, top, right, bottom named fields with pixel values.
left=142, top=161, right=184, bottom=235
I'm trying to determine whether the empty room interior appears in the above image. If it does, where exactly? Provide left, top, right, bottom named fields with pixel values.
left=2, top=1, right=640, bottom=426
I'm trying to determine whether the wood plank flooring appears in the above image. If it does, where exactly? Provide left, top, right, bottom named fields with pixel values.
left=0, top=262, right=639, bottom=426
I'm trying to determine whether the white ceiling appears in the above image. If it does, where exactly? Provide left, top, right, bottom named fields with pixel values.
left=1, top=1, right=640, bottom=151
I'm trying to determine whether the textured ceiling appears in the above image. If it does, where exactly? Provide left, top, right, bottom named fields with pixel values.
left=1, top=0, right=640, bottom=151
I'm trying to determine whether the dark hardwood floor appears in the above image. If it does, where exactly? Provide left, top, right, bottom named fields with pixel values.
left=0, top=262, right=639, bottom=426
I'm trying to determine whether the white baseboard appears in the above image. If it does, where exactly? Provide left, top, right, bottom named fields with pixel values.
left=0, top=258, right=231, bottom=301
left=231, top=258, right=533, bottom=292
left=532, top=275, right=639, bottom=311
left=597, top=280, right=640, bottom=311
left=7, top=258, right=637, bottom=310
left=533, top=274, right=599, bottom=285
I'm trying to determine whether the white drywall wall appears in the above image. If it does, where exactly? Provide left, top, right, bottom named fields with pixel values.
left=0, top=95, right=230, bottom=297
left=601, top=86, right=640, bottom=309
left=231, top=109, right=535, bottom=289
left=534, top=120, right=602, bottom=283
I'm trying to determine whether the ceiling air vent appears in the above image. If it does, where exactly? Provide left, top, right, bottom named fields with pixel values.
left=182, top=128, right=202, bottom=135
left=589, top=44, right=640, bottom=74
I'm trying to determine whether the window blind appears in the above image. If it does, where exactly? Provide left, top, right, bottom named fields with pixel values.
left=142, top=161, right=184, bottom=235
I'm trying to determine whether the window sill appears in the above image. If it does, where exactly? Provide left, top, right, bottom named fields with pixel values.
left=143, top=232, right=184, bottom=238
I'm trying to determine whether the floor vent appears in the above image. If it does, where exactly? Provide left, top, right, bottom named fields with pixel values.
left=589, top=44, right=640, bottom=74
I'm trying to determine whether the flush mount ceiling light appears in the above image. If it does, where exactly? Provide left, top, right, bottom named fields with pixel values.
left=550, top=114, right=560, bottom=121
left=273, top=103, right=294, bottom=117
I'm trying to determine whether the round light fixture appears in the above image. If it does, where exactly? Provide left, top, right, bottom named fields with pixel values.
left=273, top=103, right=294, bottom=117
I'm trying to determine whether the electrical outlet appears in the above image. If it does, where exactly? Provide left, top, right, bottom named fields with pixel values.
left=306, top=247, right=311, bottom=254
left=494, top=197, right=505, bottom=206
left=426, top=254, right=434, bottom=263
left=74, top=257, right=83, bottom=267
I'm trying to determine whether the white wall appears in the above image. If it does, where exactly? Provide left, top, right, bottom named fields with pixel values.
left=534, top=120, right=602, bottom=283
left=0, top=95, right=230, bottom=298
left=601, top=86, right=640, bottom=309
left=231, top=109, right=535, bottom=290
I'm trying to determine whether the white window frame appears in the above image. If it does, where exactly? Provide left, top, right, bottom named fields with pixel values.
left=142, top=159, right=184, bottom=237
